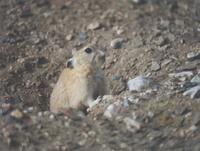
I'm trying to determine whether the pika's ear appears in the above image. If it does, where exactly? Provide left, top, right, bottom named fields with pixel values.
left=65, top=58, right=74, bottom=69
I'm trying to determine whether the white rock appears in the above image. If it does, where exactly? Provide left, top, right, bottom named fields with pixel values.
left=87, top=22, right=101, bottom=30
left=127, top=76, right=151, bottom=92
left=124, top=117, right=141, bottom=132
left=169, top=71, right=193, bottom=78
left=49, top=114, right=55, bottom=120
left=103, top=102, right=120, bottom=119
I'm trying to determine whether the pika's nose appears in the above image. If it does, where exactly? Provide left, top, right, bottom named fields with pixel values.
left=65, top=58, right=74, bottom=69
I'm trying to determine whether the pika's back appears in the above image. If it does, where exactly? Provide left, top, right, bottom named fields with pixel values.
left=50, top=46, right=106, bottom=113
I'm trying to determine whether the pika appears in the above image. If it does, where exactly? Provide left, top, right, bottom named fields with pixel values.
left=50, top=46, right=106, bottom=113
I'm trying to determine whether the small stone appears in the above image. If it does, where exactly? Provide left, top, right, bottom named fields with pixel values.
left=151, top=61, right=161, bottom=71
left=88, top=131, right=96, bottom=137
left=161, top=59, right=172, bottom=67
left=87, top=22, right=101, bottom=30
left=147, top=111, right=155, bottom=118
left=79, top=32, right=87, bottom=41
left=110, top=38, right=124, bottom=49
left=155, top=36, right=168, bottom=46
left=122, top=98, right=129, bottom=107
left=187, top=52, right=200, bottom=61
left=64, top=122, right=70, bottom=128
left=103, top=103, right=120, bottom=119
left=10, top=109, right=23, bottom=119
left=78, top=139, right=87, bottom=146
left=120, top=143, right=127, bottom=149
left=23, top=110, right=28, bottom=114
left=183, top=85, right=200, bottom=99
left=66, top=34, right=73, bottom=41
left=124, top=117, right=141, bottom=132
left=127, top=97, right=140, bottom=104
left=49, top=114, right=55, bottom=120
left=38, top=112, right=43, bottom=117
left=127, top=75, right=151, bottom=92
left=111, top=75, right=121, bottom=81
left=191, top=75, right=200, bottom=84
left=27, top=106, right=34, bottom=112
left=169, top=71, right=193, bottom=78
left=132, top=0, right=144, bottom=4
left=43, top=111, right=50, bottom=116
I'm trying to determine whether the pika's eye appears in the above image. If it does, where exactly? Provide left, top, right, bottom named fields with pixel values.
left=84, top=47, right=92, bottom=54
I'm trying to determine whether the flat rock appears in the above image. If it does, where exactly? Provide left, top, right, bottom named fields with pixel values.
left=87, top=22, right=101, bottom=30
left=169, top=71, right=193, bottom=78
left=127, top=76, right=151, bottom=92
left=183, top=85, right=200, bottom=99
left=191, top=75, right=200, bottom=84
left=110, top=38, right=124, bottom=49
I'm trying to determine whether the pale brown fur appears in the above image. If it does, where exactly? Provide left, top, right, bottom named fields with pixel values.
left=50, top=46, right=106, bottom=113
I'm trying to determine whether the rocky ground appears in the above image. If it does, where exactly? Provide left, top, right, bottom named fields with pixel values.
left=0, top=0, right=200, bottom=150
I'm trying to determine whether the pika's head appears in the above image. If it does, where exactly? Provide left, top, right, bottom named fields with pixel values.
left=66, top=46, right=105, bottom=68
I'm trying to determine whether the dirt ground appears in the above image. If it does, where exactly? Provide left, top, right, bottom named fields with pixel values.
left=0, top=0, right=200, bottom=150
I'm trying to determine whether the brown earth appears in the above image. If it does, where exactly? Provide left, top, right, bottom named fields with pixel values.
left=0, top=0, right=200, bottom=151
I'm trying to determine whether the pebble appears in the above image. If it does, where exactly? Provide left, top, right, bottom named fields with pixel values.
left=161, top=59, right=172, bottom=67
left=78, top=138, right=87, bottom=146
left=124, top=117, right=141, bottom=132
left=120, top=143, right=128, bottom=149
left=122, top=98, right=129, bottom=107
left=191, top=75, right=200, bottom=84
left=183, top=85, right=200, bottom=99
left=38, top=111, right=43, bottom=117
left=87, top=22, right=101, bottom=30
left=110, top=38, right=124, bottom=49
left=127, top=75, right=151, bottom=92
left=43, top=111, right=50, bottom=115
left=155, top=36, right=167, bottom=46
left=27, top=106, right=34, bottom=112
left=169, top=71, right=193, bottom=78
left=147, top=111, right=155, bottom=118
left=88, top=131, right=96, bottom=137
left=64, top=122, right=70, bottom=128
left=66, top=34, right=73, bottom=41
left=10, top=109, right=23, bottom=119
left=49, top=114, right=55, bottom=120
left=132, top=0, right=143, bottom=4
left=151, top=61, right=161, bottom=71
left=79, top=32, right=87, bottom=41
left=103, top=103, right=120, bottom=119
left=127, top=96, right=140, bottom=104
left=187, top=52, right=200, bottom=61
left=111, top=75, right=121, bottom=81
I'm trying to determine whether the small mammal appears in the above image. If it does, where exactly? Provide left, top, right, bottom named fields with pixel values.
left=50, top=46, right=106, bottom=113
